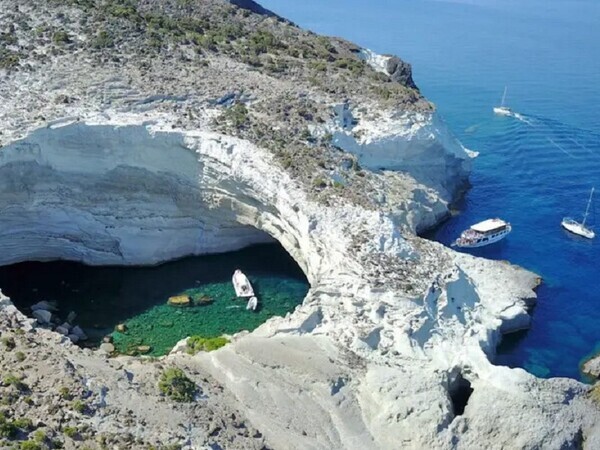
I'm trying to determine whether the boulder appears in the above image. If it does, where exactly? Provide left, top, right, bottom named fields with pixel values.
left=167, top=295, right=191, bottom=307
left=583, top=355, right=600, bottom=379
left=32, top=309, right=52, bottom=324
left=385, top=56, right=417, bottom=89
left=60, top=322, right=72, bottom=332
left=137, top=345, right=152, bottom=354
left=55, top=325, right=70, bottom=336
left=71, top=326, right=88, bottom=341
left=115, top=323, right=127, bottom=333
left=99, top=343, right=115, bottom=354
left=68, top=334, right=79, bottom=343
left=66, top=311, right=77, bottom=323
left=31, top=300, right=57, bottom=312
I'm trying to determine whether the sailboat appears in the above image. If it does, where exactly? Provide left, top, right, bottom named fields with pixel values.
left=493, top=86, right=512, bottom=116
left=561, top=187, right=595, bottom=239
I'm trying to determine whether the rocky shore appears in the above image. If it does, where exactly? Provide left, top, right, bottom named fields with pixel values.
left=1, top=0, right=599, bottom=448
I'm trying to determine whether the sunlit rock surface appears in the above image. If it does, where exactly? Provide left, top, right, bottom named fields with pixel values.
left=0, top=0, right=599, bottom=448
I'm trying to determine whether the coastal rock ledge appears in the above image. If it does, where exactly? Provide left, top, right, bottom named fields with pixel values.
left=1, top=0, right=599, bottom=448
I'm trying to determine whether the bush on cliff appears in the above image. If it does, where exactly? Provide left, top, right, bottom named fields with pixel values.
left=186, top=336, right=229, bottom=354
left=158, top=368, right=196, bottom=402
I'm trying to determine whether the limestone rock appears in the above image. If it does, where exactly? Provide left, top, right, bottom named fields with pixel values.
left=32, top=309, right=52, bottom=324
left=583, top=355, right=600, bottom=379
left=71, top=326, right=88, bottom=341
left=168, top=296, right=191, bottom=307
left=31, top=301, right=57, bottom=312
left=115, top=324, right=127, bottom=333
left=99, top=343, right=115, bottom=354
left=0, top=0, right=598, bottom=448
left=55, top=326, right=69, bottom=336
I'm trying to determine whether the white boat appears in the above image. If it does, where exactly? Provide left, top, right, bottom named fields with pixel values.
left=232, top=269, right=254, bottom=297
left=246, top=296, right=258, bottom=311
left=493, top=86, right=512, bottom=116
left=453, top=218, right=512, bottom=248
left=561, top=188, right=595, bottom=239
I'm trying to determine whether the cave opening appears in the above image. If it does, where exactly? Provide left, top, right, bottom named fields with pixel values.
left=0, top=242, right=309, bottom=356
left=448, top=372, right=474, bottom=417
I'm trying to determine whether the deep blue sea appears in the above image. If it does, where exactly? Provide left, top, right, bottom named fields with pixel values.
left=261, top=0, right=600, bottom=380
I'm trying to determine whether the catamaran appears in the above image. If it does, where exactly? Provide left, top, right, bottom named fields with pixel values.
left=493, top=86, right=512, bottom=116
left=453, top=218, right=512, bottom=248
left=561, top=188, right=595, bottom=239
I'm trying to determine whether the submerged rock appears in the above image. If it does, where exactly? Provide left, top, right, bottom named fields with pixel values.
left=55, top=325, right=69, bottom=336
left=32, top=309, right=52, bottom=324
left=31, top=301, right=57, bottom=312
left=0, top=0, right=598, bottom=448
left=71, top=326, right=88, bottom=341
left=168, top=296, right=192, bottom=307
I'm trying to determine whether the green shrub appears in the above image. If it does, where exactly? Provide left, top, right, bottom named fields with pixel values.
left=312, top=177, right=328, bottom=189
left=221, top=103, right=249, bottom=129
left=0, top=413, right=17, bottom=439
left=33, top=430, right=46, bottom=443
left=158, top=368, right=196, bottom=402
left=186, top=336, right=229, bottom=354
left=71, top=400, right=86, bottom=414
left=3, top=374, right=28, bottom=392
left=0, top=48, right=20, bottom=69
left=1, top=336, right=15, bottom=351
left=59, top=387, right=72, bottom=400
left=91, top=30, right=114, bottom=49
left=15, top=351, right=25, bottom=362
left=52, top=30, right=71, bottom=45
left=62, top=426, right=77, bottom=438
left=20, top=440, right=41, bottom=450
left=12, top=417, right=33, bottom=431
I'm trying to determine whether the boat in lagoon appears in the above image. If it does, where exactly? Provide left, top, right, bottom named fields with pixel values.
left=493, top=86, right=512, bottom=116
left=246, top=296, right=258, bottom=311
left=232, top=269, right=254, bottom=297
left=561, top=188, right=595, bottom=239
left=453, top=218, right=512, bottom=248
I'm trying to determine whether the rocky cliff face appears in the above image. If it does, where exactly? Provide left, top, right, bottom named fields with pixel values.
left=0, top=0, right=599, bottom=449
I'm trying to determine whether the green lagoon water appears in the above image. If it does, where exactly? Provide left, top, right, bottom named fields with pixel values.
left=0, top=244, right=309, bottom=356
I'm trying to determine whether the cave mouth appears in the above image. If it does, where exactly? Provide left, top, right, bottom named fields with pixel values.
left=448, top=372, right=474, bottom=417
left=0, top=242, right=309, bottom=356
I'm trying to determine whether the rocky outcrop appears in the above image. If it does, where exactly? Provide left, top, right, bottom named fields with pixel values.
left=0, top=0, right=599, bottom=449
left=387, top=55, right=418, bottom=89
left=584, top=355, right=600, bottom=379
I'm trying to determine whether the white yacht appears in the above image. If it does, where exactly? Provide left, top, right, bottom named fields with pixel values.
left=453, top=218, right=512, bottom=248
left=493, top=86, right=512, bottom=116
left=561, top=188, right=595, bottom=239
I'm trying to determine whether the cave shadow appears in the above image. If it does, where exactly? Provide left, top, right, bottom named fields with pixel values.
left=0, top=242, right=307, bottom=344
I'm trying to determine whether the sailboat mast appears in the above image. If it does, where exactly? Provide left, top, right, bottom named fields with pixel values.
left=582, top=187, right=594, bottom=225
left=501, top=86, right=507, bottom=106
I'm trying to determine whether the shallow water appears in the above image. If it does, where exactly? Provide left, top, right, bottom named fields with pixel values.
left=0, top=244, right=309, bottom=356
left=262, top=0, right=600, bottom=380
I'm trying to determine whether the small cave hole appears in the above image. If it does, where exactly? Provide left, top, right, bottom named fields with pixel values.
left=0, top=242, right=309, bottom=357
left=448, top=371, right=474, bottom=417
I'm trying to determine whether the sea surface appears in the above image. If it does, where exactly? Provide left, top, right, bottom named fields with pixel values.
left=261, top=0, right=600, bottom=380
left=0, top=244, right=309, bottom=356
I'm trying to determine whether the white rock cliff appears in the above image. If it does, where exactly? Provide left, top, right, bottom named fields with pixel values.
left=0, top=0, right=599, bottom=448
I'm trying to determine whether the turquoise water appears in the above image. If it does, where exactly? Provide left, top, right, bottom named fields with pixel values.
left=0, top=244, right=309, bottom=356
left=261, top=0, right=600, bottom=379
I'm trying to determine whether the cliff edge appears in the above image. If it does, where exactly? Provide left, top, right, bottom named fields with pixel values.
left=0, top=1, right=598, bottom=449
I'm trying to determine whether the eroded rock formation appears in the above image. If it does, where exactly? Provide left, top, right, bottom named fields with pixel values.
left=0, top=0, right=599, bottom=448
